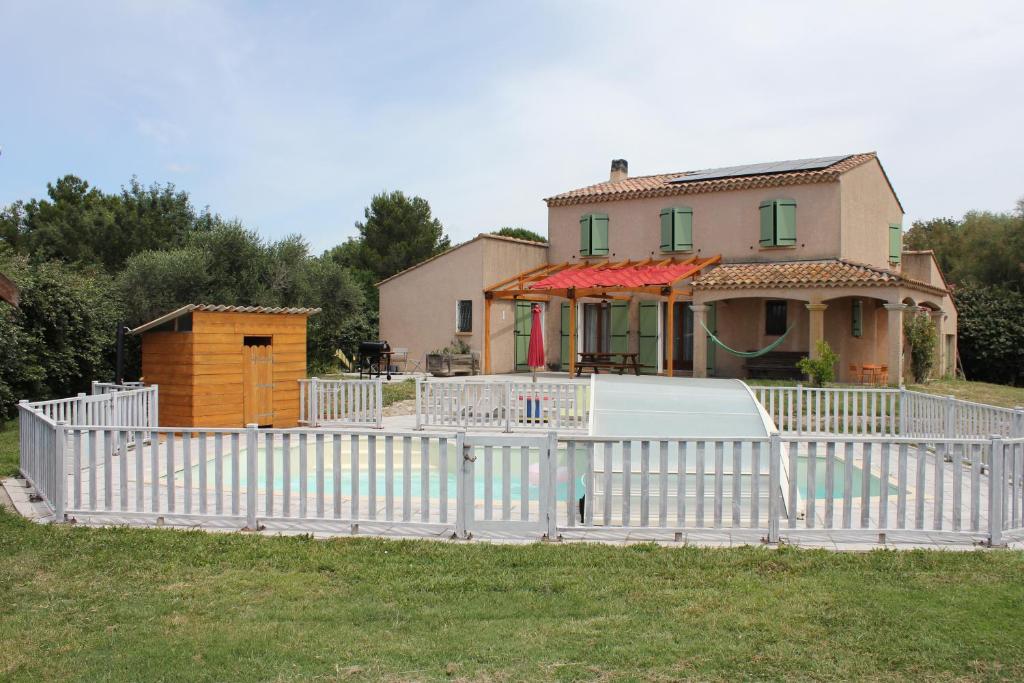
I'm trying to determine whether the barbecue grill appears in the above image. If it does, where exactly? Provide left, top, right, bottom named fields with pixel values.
left=358, top=340, right=391, bottom=380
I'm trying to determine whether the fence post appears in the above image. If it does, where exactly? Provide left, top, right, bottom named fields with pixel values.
left=376, top=379, right=384, bottom=429
left=504, top=382, right=513, bottom=433
left=76, top=393, right=86, bottom=427
left=945, top=395, right=956, bottom=439
left=767, top=433, right=781, bottom=543
left=91, top=380, right=99, bottom=396
left=544, top=431, right=558, bottom=540
left=1014, top=407, right=1024, bottom=438
left=150, top=384, right=159, bottom=429
left=310, top=377, right=320, bottom=428
left=414, top=378, right=423, bottom=430
left=54, top=421, right=67, bottom=521
left=795, top=384, right=803, bottom=435
left=246, top=424, right=258, bottom=531
left=455, top=432, right=470, bottom=539
left=898, top=386, right=908, bottom=435
left=988, top=435, right=1005, bottom=547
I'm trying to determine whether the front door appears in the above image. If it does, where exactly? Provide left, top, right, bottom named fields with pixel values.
left=243, top=337, right=274, bottom=426
left=663, top=301, right=694, bottom=371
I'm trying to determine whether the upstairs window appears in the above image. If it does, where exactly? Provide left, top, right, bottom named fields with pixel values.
left=456, top=300, right=473, bottom=333
left=759, top=199, right=797, bottom=247
left=659, top=207, right=693, bottom=252
left=765, top=300, right=787, bottom=336
left=579, top=213, right=609, bottom=257
left=889, top=224, right=902, bottom=264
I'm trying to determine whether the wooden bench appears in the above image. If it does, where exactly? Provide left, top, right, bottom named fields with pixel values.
left=744, top=351, right=806, bottom=381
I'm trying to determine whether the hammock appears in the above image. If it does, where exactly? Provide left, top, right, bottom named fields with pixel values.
left=699, top=322, right=795, bottom=359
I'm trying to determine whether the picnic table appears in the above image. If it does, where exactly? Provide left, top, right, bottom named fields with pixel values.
left=575, top=351, right=642, bottom=376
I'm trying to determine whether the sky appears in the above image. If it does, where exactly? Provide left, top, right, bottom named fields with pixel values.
left=1, top=1, right=1022, bottom=253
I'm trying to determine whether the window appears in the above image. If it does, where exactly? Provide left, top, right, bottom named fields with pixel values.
left=456, top=300, right=472, bottom=333
left=759, top=199, right=797, bottom=247
left=660, top=207, right=693, bottom=252
left=579, top=213, right=609, bottom=256
left=765, top=300, right=787, bottom=336
left=851, top=299, right=863, bottom=338
left=889, top=224, right=902, bottom=264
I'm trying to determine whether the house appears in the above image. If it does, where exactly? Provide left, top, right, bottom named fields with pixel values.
left=378, top=234, right=548, bottom=374
left=380, top=153, right=956, bottom=384
left=129, top=304, right=319, bottom=428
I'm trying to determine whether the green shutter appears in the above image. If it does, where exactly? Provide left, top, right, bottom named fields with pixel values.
left=590, top=214, right=609, bottom=255
left=776, top=199, right=797, bottom=245
left=759, top=201, right=775, bottom=246
left=674, top=208, right=693, bottom=251
left=560, top=303, right=570, bottom=370
left=706, top=302, right=717, bottom=376
left=852, top=299, right=863, bottom=338
left=610, top=301, right=628, bottom=354
left=889, top=224, right=902, bottom=263
left=579, top=215, right=592, bottom=256
left=638, top=302, right=659, bottom=373
left=514, top=301, right=532, bottom=371
left=659, top=209, right=673, bottom=252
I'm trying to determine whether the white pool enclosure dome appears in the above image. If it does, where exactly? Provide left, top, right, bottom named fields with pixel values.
left=588, top=375, right=777, bottom=439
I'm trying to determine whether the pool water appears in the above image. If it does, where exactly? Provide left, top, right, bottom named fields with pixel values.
left=173, top=446, right=899, bottom=503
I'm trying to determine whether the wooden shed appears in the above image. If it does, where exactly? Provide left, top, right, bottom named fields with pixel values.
left=129, top=304, right=320, bottom=428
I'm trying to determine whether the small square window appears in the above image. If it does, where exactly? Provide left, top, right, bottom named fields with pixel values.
left=456, top=300, right=473, bottom=333
left=765, top=301, right=787, bottom=336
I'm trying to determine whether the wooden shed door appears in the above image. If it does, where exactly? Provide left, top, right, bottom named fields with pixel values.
left=243, top=337, right=274, bottom=426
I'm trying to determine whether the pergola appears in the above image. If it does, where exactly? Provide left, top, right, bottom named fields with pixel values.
left=483, top=255, right=720, bottom=376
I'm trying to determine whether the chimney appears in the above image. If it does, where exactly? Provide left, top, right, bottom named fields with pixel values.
left=610, top=159, right=628, bottom=183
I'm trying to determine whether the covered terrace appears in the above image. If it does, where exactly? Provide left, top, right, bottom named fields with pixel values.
left=483, top=255, right=720, bottom=376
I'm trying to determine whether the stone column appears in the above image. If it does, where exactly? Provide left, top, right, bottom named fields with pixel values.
left=691, top=304, right=709, bottom=378
left=805, top=303, right=828, bottom=358
left=883, top=303, right=906, bottom=386
left=930, top=310, right=945, bottom=379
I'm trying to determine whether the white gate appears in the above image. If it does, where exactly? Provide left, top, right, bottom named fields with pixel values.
left=459, top=434, right=556, bottom=538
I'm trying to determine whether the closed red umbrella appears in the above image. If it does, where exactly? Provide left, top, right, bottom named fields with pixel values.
left=527, top=304, right=545, bottom=377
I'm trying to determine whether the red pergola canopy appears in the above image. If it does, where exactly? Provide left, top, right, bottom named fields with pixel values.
left=530, top=262, right=701, bottom=290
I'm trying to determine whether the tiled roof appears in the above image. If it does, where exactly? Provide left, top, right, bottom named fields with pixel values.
left=530, top=262, right=702, bottom=290
left=544, top=153, right=877, bottom=207
left=129, top=304, right=321, bottom=335
left=375, top=233, right=548, bottom=287
left=692, top=260, right=948, bottom=296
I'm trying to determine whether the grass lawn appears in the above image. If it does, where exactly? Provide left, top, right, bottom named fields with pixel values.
left=907, top=378, right=1024, bottom=409
left=0, top=420, right=17, bottom=478
left=382, top=378, right=417, bottom=407
left=1, top=511, right=1024, bottom=681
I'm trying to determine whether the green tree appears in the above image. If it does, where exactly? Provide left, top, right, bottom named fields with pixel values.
left=492, top=226, right=547, bottom=243
left=0, top=252, right=121, bottom=417
left=3, top=175, right=197, bottom=272
left=904, top=308, right=938, bottom=383
left=796, top=340, right=839, bottom=387
left=953, top=282, right=1024, bottom=385
left=329, top=191, right=450, bottom=302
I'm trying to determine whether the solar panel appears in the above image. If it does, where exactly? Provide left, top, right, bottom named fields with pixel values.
left=668, top=154, right=852, bottom=184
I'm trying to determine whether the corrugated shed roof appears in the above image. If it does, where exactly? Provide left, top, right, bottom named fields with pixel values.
left=128, top=304, right=320, bottom=335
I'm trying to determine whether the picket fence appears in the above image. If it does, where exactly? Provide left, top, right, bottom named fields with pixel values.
left=17, top=410, right=1024, bottom=546
left=299, top=378, right=382, bottom=428
left=415, top=379, right=589, bottom=432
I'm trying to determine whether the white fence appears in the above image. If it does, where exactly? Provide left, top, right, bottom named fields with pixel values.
left=91, top=381, right=146, bottom=395
left=23, top=385, right=158, bottom=433
left=754, top=385, right=1024, bottom=441
left=21, top=416, right=1024, bottom=546
left=416, top=380, right=589, bottom=432
left=299, top=378, right=383, bottom=428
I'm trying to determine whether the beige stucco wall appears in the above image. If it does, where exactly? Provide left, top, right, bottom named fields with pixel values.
left=839, top=159, right=904, bottom=268
left=546, top=182, right=842, bottom=265
left=378, top=236, right=547, bottom=374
